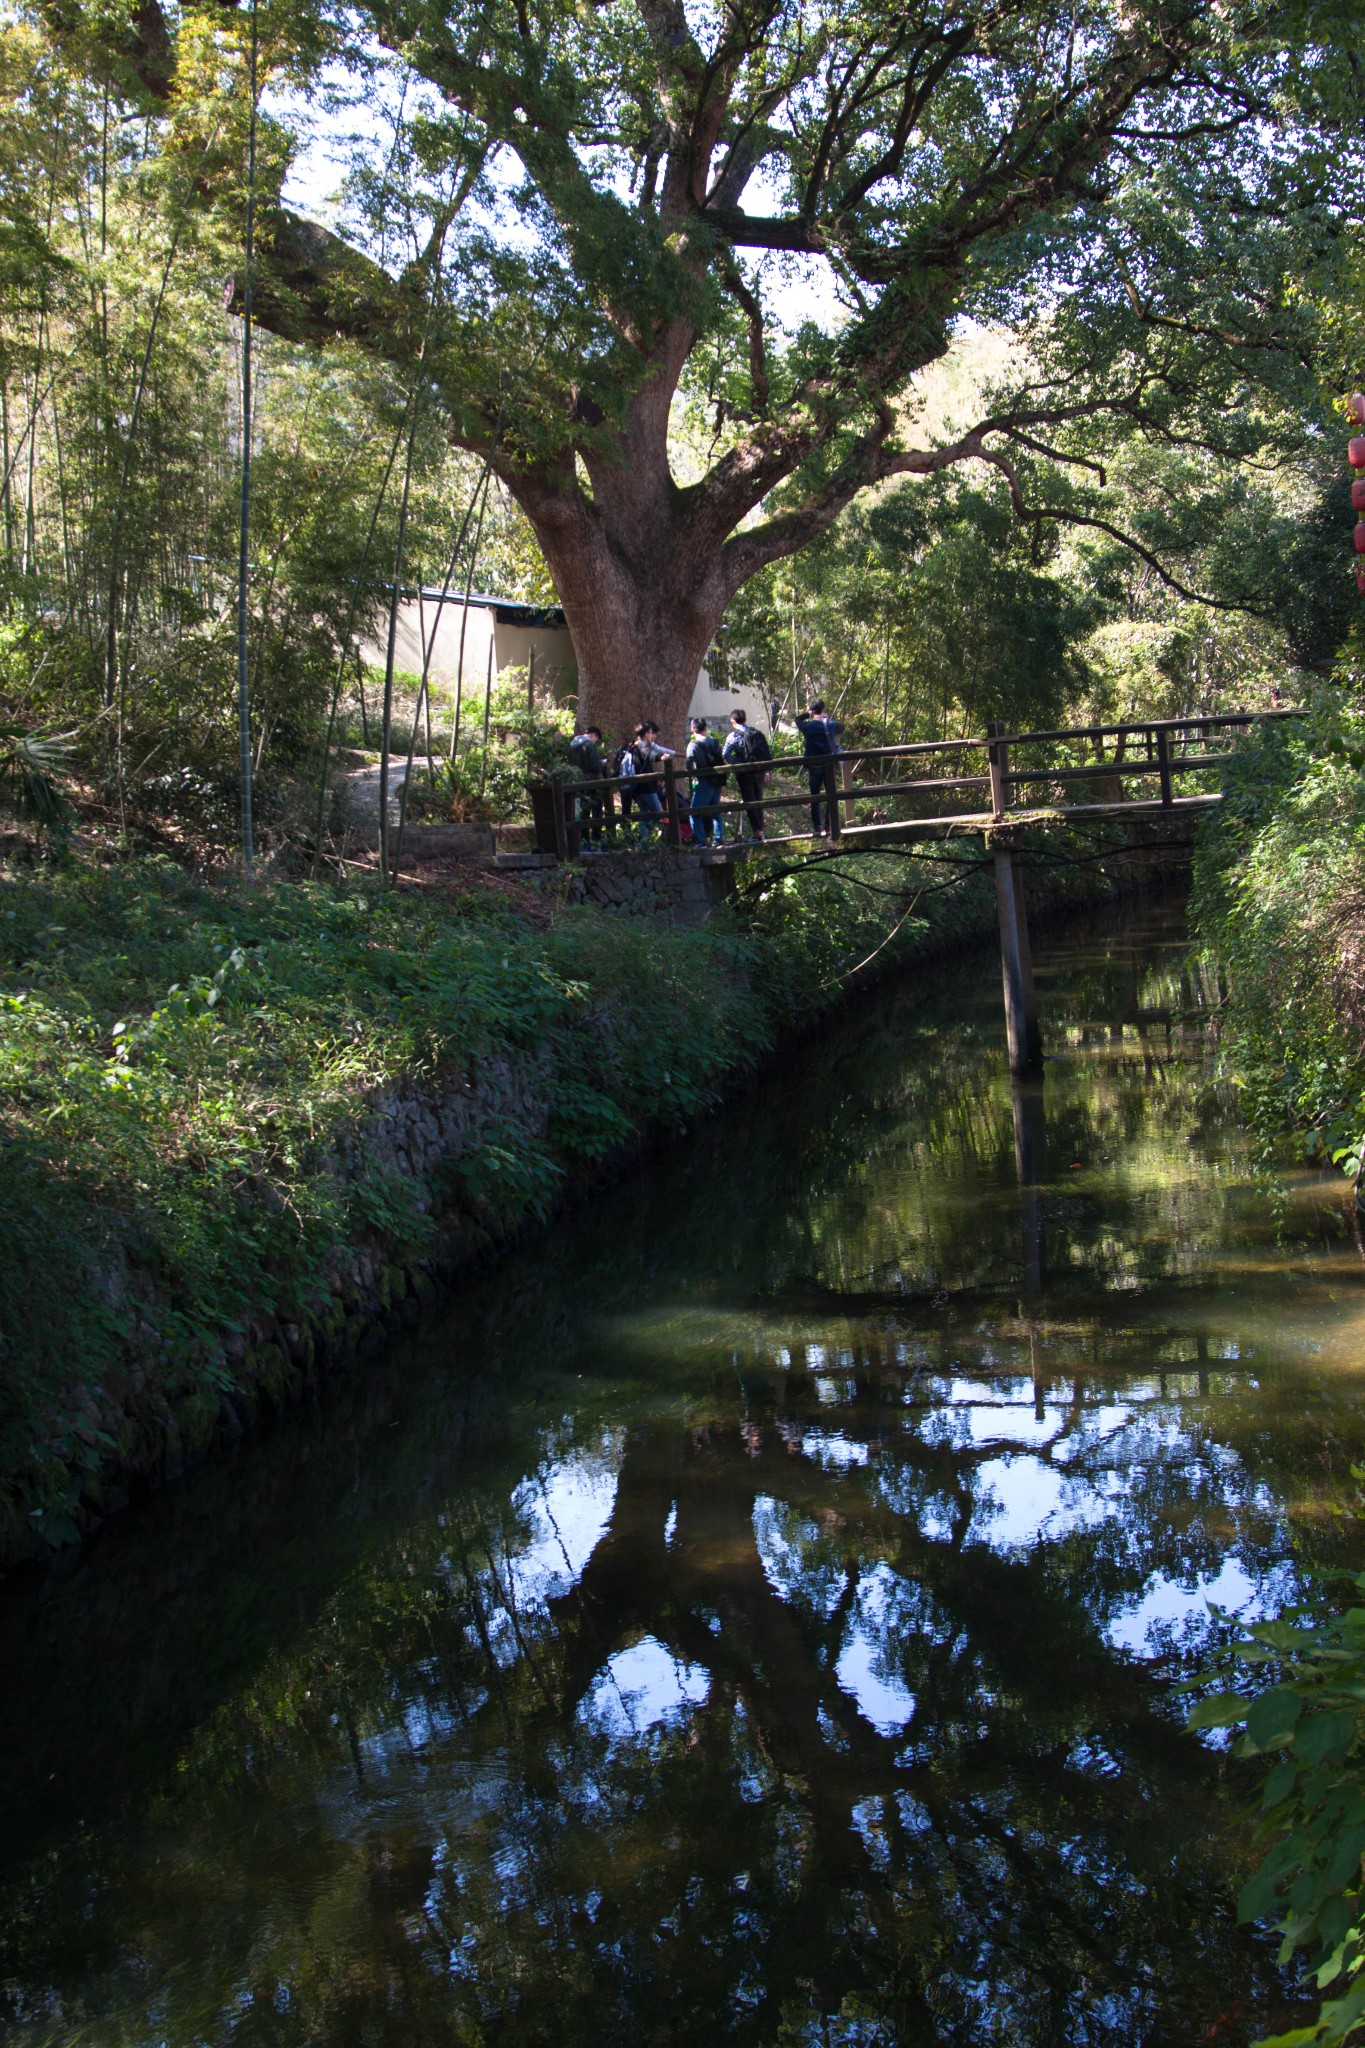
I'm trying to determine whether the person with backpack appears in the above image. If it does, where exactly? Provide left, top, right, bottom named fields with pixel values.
left=610, top=729, right=638, bottom=831
left=723, top=707, right=771, bottom=842
left=685, top=716, right=725, bottom=848
left=796, top=697, right=843, bottom=836
left=568, top=724, right=605, bottom=847
left=630, top=721, right=673, bottom=842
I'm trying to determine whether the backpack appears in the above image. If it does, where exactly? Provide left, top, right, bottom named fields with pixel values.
left=627, top=740, right=664, bottom=793
left=612, top=743, right=636, bottom=779
left=688, top=733, right=723, bottom=777
left=800, top=717, right=834, bottom=757
left=724, top=729, right=769, bottom=774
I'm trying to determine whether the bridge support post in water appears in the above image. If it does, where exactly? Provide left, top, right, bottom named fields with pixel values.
left=994, top=842, right=1042, bottom=1072
left=1011, top=1074, right=1046, bottom=1300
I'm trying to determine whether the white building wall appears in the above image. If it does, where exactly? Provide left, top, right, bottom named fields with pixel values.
left=491, top=618, right=576, bottom=701
left=685, top=667, right=775, bottom=740
left=357, top=599, right=576, bottom=700
left=359, top=599, right=771, bottom=741
left=357, top=597, right=497, bottom=691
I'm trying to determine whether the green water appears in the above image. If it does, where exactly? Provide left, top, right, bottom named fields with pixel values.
left=3, top=898, right=1364, bottom=2047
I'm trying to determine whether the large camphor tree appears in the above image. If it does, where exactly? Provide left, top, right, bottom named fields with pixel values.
left=48, top=0, right=1360, bottom=737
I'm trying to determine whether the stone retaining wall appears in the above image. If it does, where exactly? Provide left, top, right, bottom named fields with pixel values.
left=10, top=1048, right=568, bottom=1567
left=498, top=847, right=736, bottom=925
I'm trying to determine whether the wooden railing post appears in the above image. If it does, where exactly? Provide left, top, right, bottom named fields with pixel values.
left=550, top=770, right=568, bottom=860
left=530, top=781, right=558, bottom=855
left=824, top=755, right=842, bottom=841
left=987, top=719, right=1011, bottom=820
left=662, top=755, right=682, bottom=846
left=840, top=755, right=855, bottom=827
left=1156, top=727, right=1173, bottom=807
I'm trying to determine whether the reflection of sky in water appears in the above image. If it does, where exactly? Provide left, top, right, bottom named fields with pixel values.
left=836, top=1565, right=917, bottom=1735
left=801, top=1430, right=869, bottom=1472
left=581, top=1636, right=710, bottom=1740
left=1108, top=1557, right=1296, bottom=1659
left=504, top=1431, right=623, bottom=1610
left=460, top=1434, right=623, bottom=1672
left=754, top=1494, right=847, bottom=1619
left=972, top=1455, right=1123, bottom=1549
left=964, top=1399, right=1074, bottom=1449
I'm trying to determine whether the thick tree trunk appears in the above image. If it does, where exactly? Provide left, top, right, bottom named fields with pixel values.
left=555, top=561, right=719, bottom=748
left=511, top=465, right=730, bottom=748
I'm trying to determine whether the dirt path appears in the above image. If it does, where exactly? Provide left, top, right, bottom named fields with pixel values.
left=341, top=760, right=406, bottom=844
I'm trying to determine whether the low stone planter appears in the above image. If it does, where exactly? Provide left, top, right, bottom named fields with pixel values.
left=400, top=822, right=496, bottom=862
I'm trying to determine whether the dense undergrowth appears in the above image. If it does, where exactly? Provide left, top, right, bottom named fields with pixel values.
left=1193, top=696, right=1365, bottom=1181
left=0, top=837, right=1084, bottom=1556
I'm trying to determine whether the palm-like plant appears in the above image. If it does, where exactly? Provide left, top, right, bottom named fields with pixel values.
left=0, top=725, right=74, bottom=835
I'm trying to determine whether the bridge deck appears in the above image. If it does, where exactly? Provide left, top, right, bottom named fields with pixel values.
left=529, top=711, right=1295, bottom=863
left=695, top=791, right=1222, bottom=860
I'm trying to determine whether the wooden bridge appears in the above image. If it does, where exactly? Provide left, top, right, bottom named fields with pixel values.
left=533, top=709, right=1298, bottom=1072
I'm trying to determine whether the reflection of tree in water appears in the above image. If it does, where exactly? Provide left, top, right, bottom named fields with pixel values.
left=3, top=1336, right=1324, bottom=2047
left=1, top=900, right=1351, bottom=2046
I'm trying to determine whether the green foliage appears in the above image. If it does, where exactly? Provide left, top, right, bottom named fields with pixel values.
left=1190, top=1557, right=1365, bottom=2048
left=723, top=470, right=1100, bottom=738
left=12, top=0, right=1354, bottom=760
left=0, top=720, right=73, bottom=835
left=0, top=12, right=552, bottom=841
left=1191, top=685, right=1365, bottom=1173
left=406, top=692, right=575, bottom=823
left=719, top=400, right=1322, bottom=748
left=0, top=855, right=854, bottom=1537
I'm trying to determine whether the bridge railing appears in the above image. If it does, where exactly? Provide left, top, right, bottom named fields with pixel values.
left=531, top=709, right=1301, bottom=856
left=992, top=711, right=1299, bottom=815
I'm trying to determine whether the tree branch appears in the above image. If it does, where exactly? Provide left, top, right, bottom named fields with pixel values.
left=718, top=257, right=770, bottom=415
left=980, top=447, right=1257, bottom=613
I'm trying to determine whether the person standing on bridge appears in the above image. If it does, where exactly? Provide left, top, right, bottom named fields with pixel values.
left=685, top=717, right=725, bottom=848
left=723, top=708, right=771, bottom=842
left=631, top=722, right=672, bottom=842
left=796, top=699, right=842, bottom=836
left=569, top=724, right=605, bottom=848
left=610, top=729, right=637, bottom=832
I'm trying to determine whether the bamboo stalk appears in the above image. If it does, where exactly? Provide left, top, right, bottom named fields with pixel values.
left=449, top=469, right=491, bottom=759
left=378, top=406, right=419, bottom=884
left=235, top=0, right=258, bottom=883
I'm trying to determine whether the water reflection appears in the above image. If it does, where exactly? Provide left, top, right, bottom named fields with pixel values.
left=1, top=898, right=1362, bottom=2046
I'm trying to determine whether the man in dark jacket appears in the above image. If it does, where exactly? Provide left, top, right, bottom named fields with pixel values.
left=796, top=698, right=842, bottom=835
left=631, top=722, right=673, bottom=841
left=685, top=717, right=725, bottom=847
left=722, top=708, right=771, bottom=842
left=569, top=725, right=605, bottom=846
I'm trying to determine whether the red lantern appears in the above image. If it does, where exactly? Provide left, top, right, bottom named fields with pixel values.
left=1349, top=393, right=1365, bottom=425
left=1351, top=436, right=1365, bottom=469
left=1353, top=479, right=1365, bottom=512
left=1354, top=522, right=1365, bottom=553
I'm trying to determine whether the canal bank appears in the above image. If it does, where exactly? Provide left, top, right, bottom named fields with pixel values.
left=1, top=894, right=1361, bottom=2045
left=0, top=828, right=1185, bottom=1572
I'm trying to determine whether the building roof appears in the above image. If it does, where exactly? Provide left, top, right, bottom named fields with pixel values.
left=416, top=589, right=566, bottom=630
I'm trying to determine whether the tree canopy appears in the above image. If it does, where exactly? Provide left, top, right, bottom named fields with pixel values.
left=37, top=0, right=1363, bottom=733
